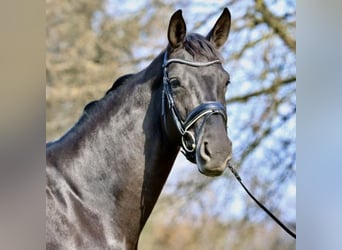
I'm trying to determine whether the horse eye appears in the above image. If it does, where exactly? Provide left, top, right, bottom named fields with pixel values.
left=170, top=79, right=181, bottom=89
left=225, top=80, right=231, bottom=86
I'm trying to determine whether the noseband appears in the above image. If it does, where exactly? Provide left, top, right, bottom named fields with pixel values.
left=161, top=52, right=227, bottom=163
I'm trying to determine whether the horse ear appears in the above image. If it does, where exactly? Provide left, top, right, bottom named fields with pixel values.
left=168, top=10, right=186, bottom=49
left=206, top=8, right=231, bottom=49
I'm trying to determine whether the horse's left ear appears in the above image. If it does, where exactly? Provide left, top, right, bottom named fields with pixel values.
left=206, top=8, right=231, bottom=49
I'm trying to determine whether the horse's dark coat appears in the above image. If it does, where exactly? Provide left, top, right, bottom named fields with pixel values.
left=47, top=8, right=232, bottom=249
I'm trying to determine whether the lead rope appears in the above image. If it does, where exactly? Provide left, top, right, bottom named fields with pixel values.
left=227, top=163, right=296, bottom=239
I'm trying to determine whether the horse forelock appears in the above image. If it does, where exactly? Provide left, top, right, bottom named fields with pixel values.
left=184, top=33, right=222, bottom=61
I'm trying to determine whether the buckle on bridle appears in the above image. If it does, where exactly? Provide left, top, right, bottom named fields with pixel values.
left=181, top=130, right=196, bottom=153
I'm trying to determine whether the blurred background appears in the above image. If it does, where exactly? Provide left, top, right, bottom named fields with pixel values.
left=46, top=0, right=296, bottom=249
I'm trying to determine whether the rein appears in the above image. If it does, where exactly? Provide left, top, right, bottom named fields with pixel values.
left=227, top=163, right=296, bottom=239
left=161, top=52, right=226, bottom=162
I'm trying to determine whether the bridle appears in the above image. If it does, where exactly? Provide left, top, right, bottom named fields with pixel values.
left=161, top=51, right=296, bottom=239
left=161, top=51, right=227, bottom=163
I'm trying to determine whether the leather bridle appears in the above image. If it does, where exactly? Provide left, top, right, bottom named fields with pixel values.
left=161, top=52, right=227, bottom=163
left=161, top=51, right=296, bottom=239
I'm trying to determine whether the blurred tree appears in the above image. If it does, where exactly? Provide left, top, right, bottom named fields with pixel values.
left=46, top=0, right=295, bottom=249
left=46, top=0, right=176, bottom=138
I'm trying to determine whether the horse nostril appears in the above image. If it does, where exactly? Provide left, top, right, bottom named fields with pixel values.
left=204, top=141, right=211, bottom=158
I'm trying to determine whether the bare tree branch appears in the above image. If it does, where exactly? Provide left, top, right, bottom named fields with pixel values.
left=227, top=76, right=296, bottom=104
left=238, top=104, right=295, bottom=166
left=254, top=0, right=296, bottom=52
left=230, top=32, right=273, bottom=60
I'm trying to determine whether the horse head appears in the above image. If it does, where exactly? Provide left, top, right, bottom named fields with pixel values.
left=162, top=8, right=232, bottom=177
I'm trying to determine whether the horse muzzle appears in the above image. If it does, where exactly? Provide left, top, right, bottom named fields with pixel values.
left=195, top=115, right=232, bottom=176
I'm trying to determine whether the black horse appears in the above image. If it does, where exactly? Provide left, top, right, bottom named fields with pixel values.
left=46, top=8, right=232, bottom=249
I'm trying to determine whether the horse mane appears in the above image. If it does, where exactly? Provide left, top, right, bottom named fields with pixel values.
left=48, top=73, right=135, bottom=150
left=83, top=74, right=134, bottom=115
left=49, top=35, right=218, bottom=148
left=73, top=35, right=219, bottom=138
left=105, top=73, right=134, bottom=96
left=184, top=33, right=222, bottom=61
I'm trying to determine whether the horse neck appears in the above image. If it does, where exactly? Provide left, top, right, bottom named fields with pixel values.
left=47, top=51, right=180, bottom=246
left=134, top=54, right=181, bottom=230
left=101, top=57, right=180, bottom=241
